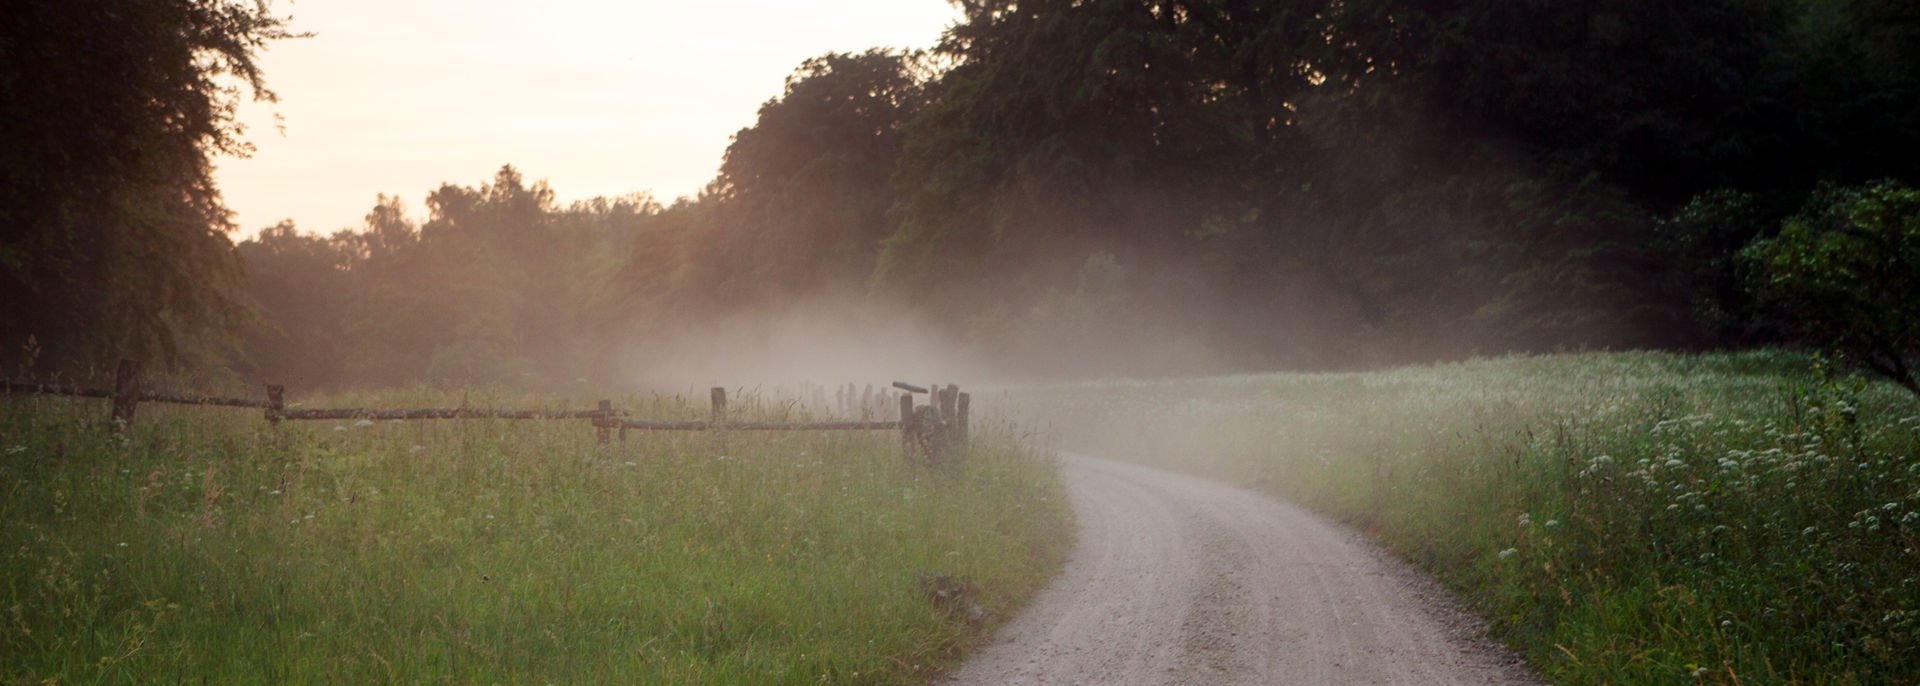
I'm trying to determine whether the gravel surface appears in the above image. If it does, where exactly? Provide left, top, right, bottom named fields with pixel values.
left=943, top=453, right=1541, bottom=685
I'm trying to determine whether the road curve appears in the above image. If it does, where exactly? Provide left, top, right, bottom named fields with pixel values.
left=944, top=453, right=1540, bottom=685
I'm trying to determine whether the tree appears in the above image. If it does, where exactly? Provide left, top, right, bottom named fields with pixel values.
left=234, top=169, right=674, bottom=389
left=233, top=220, right=357, bottom=389
left=1745, top=181, right=1920, bottom=396
left=688, top=50, right=924, bottom=308
left=1, top=0, right=297, bottom=374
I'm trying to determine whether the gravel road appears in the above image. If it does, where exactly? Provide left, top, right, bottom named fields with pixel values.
left=944, top=453, right=1540, bottom=685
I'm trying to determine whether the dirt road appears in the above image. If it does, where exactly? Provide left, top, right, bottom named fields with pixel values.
left=944, top=453, right=1539, bottom=685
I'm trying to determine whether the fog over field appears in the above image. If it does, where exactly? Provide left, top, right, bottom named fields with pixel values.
left=12, top=0, right=1917, bottom=390
left=4, top=0, right=1919, bottom=683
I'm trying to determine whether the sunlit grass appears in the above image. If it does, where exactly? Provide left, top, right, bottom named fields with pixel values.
left=0, top=388, right=1070, bottom=684
left=1011, top=350, right=1920, bottom=684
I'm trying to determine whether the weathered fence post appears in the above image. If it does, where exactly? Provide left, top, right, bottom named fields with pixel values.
left=110, top=358, right=140, bottom=435
left=597, top=399, right=612, bottom=445
left=710, top=387, right=728, bottom=452
left=899, top=392, right=915, bottom=461
left=935, top=385, right=960, bottom=459
left=957, top=391, right=971, bottom=448
left=938, top=385, right=958, bottom=422
left=266, top=385, right=285, bottom=425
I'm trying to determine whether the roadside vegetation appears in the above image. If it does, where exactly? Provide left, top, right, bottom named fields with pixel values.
left=0, top=389, right=1069, bottom=684
left=1015, top=350, right=1919, bottom=684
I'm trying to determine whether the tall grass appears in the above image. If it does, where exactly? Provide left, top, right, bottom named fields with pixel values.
left=1011, top=350, right=1920, bottom=684
left=0, top=388, right=1070, bottom=684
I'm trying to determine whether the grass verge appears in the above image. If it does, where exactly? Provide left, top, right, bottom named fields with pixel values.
left=0, top=388, right=1070, bottom=684
left=1011, top=350, right=1919, bottom=684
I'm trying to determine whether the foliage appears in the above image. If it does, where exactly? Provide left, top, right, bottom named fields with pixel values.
left=232, top=51, right=926, bottom=389
left=694, top=50, right=925, bottom=308
left=12, top=0, right=1920, bottom=383
left=1, top=0, right=297, bottom=375
left=233, top=221, right=357, bottom=389
left=209, top=0, right=1920, bottom=385
left=1010, top=350, right=1920, bottom=683
left=863, top=0, right=1920, bottom=368
left=0, top=388, right=1069, bottom=683
left=1745, top=181, right=1920, bottom=395
left=1658, top=189, right=1782, bottom=343
left=233, top=167, right=659, bottom=389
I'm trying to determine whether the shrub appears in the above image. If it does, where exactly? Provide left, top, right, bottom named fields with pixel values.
left=1744, top=180, right=1920, bottom=396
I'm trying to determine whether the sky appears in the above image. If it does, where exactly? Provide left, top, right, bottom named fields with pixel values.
left=214, top=0, right=959, bottom=238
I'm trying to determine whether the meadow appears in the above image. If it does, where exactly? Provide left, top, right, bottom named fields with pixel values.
left=0, top=388, right=1070, bottom=684
left=1010, top=350, right=1920, bottom=684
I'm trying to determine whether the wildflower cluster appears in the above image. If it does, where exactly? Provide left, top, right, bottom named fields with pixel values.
left=1012, top=349, right=1920, bottom=683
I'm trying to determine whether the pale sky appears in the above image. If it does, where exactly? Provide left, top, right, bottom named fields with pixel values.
left=215, top=0, right=959, bottom=238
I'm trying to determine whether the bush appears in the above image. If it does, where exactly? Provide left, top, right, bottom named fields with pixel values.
left=1744, top=181, right=1920, bottom=396
left=1658, top=188, right=1778, bottom=343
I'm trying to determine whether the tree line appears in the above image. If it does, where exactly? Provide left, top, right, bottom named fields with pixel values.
left=6, top=0, right=1917, bottom=388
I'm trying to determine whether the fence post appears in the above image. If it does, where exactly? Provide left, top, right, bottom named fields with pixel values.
left=710, top=387, right=728, bottom=453
left=597, top=399, right=612, bottom=445
left=899, top=392, right=914, bottom=462
left=936, top=385, right=960, bottom=458
left=266, top=385, right=285, bottom=425
left=938, top=385, right=958, bottom=422
left=957, top=391, right=971, bottom=448
left=111, top=358, right=140, bottom=435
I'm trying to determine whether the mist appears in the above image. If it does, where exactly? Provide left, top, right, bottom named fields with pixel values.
left=613, top=296, right=996, bottom=392
left=16, top=0, right=1908, bottom=400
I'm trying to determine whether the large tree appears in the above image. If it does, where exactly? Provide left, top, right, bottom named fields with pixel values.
left=1, top=0, right=295, bottom=375
left=683, top=50, right=925, bottom=309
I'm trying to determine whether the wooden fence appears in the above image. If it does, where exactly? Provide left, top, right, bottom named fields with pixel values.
left=3, top=360, right=972, bottom=462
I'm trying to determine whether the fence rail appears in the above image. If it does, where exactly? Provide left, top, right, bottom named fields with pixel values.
left=606, top=420, right=903, bottom=431
left=276, top=408, right=621, bottom=421
left=6, top=359, right=973, bottom=462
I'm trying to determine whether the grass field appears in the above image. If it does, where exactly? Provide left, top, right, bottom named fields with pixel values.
left=1009, top=350, right=1920, bottom=684
left=0, top=388, right=1070, bottom=684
